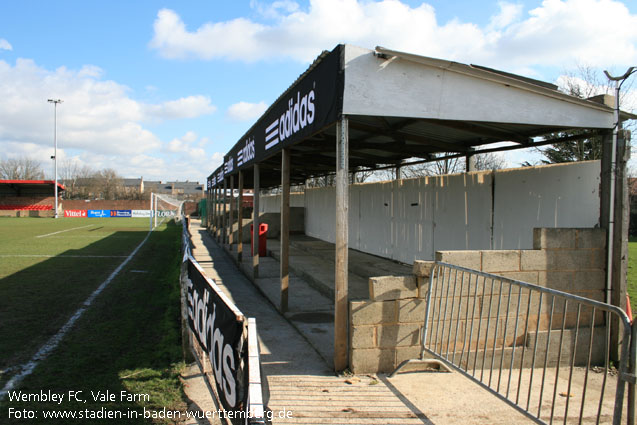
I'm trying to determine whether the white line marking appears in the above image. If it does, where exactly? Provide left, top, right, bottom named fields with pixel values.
left=0, top=231, right=152, bottom=399
left=0, top=254, right=128, bottom=258
left=35, top=224, right=94, bottom=238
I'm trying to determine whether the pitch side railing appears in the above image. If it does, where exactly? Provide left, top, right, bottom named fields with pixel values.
left=395, top=262, right=635, bottom=425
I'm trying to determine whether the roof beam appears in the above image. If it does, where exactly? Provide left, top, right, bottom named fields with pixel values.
left=348, top=120, right=469, bottom=152
left=429, top=120, right=533, bottom=144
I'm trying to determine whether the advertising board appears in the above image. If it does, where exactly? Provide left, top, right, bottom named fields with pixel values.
left=64, top=210, right=87, bottom=218
left=110, top=209, right=132, bottom=217
left=132, top=209, right=151, bottom=218
left=87, top=209, right=110, bottom=218
left=185, top=259, right=246, bottom=414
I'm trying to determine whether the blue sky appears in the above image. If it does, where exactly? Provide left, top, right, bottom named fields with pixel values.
left=1, top=0, right=636, bottom=183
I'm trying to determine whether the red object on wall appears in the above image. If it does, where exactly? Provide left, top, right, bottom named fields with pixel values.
left=250, top=223, right=268, bottom=257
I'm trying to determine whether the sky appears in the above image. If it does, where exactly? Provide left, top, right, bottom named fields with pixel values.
left=1, top=0, right=637, bottom=184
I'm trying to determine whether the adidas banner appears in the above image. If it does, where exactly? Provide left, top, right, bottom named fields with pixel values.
left=219, top=45, right=343, bottom=183
left=185, top=258, right=246, bottom=415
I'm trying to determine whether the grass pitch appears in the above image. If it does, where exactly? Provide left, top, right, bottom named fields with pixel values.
left=0, top=217, right=186, bottom=424
left=628, top=237, right=637, bottom=316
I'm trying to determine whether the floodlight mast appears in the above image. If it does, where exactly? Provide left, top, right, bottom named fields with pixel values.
left=603, top=66, right=636, bottom=425
left=601, top=67, right=635, bottom=306
left=47, top=99, right=63, bottom=218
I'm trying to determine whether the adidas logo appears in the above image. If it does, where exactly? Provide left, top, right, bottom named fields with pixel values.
left=237, top=137, right=255, bottom=166
left=265, top=85, right=315, bottom=150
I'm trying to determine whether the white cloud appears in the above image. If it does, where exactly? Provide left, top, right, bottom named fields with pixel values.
left=144, top=95, right=217, bottom=120
left=0, top=57, right=220, bottom=182
left=250, top=0, right=300, bottom=19
left=166, top=132, right=206, bottom=158
left=227, top=101, right=268, bottom=121
left=0, top=38, right=12, bottom=51
left=159, top=132, right=225, bottom=182
left=149, top=0, right=637, bottom=72
left=488, top=2, right=523, bottom=30
left=0, top=58, right=217, bottom=157
left=493, top=0, right=637, bottom=70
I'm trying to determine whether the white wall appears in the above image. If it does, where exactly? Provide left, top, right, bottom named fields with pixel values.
left=259, top=193, right=305, bottom=213
left=492, top=162, right=600, bottom=249
left=305, top=161, right=601, bottom=264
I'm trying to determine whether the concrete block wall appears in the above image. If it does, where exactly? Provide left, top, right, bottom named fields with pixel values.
left=436, top=228, right=606, bottom=304
left=349, top=228, right=607, bottom=374
left=350, top=269, right=433, bottom=374
left=435, top=228, right=606, bottom=358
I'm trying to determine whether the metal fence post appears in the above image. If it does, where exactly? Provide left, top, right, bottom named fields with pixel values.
left=420, top=264, right=435, bottom=360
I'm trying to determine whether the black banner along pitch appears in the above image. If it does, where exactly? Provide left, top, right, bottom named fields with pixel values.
left=185, top=258, right=245, bottom=413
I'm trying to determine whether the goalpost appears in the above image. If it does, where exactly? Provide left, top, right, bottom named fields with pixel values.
left=149, top=193, right=185, bottom=230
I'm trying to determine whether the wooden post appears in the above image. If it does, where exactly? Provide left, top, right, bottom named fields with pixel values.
left=229, top=175, right=235, bottom=250
left=215, top=187, right=221, bottom=242
left=213, top=187, right=218, bottom=239
left=253, top=164, right=260, bottom=279
left=238, top=171, right=244, bottom=263
left=222, top=178, right=227, bottom=246
left=334, top=116, right=349, bottom=372
left=207, top=187, right=212, bottom=230
left=281, top=148, right=291, bottom=312
left=205, top=187, right=210, bottom=229
left=465, top=148, right=476, bottom=172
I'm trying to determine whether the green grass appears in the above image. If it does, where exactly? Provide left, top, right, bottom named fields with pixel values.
left=628, top=237, right=637, bottom=316
left=0, top=217, right=186, bottom=424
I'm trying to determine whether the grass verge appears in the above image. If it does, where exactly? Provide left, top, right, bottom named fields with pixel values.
left=1, top=220, right=186, bottom=424
left=628, top=237, right=637, bottom=315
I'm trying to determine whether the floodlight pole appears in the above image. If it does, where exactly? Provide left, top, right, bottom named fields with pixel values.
left=602, top=67, right=635, bottom=306
left=604, top=66, right=636, bottom=424
left=48, top=99, right=63, bottom=218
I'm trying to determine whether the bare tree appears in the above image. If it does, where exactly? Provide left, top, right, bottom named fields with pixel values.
left=59, top=159, right=94, bottom=199
left=352, top=166, right=374, bottom=183
left=394, top=152, right=507, bottom=179
left=94, top=168, right=123, bottom=200
left=473, top=152, right=508, bottom=171
left=305, top=174, right=335, bottom=188
left=557, top=64, right=613, bottom=100
left=541, top=64, right=635, bottom=163
left=0, top=157, right=45, bottom=179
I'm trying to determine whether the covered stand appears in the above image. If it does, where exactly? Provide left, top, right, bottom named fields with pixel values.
left=208, top=44, right=629, bottom=371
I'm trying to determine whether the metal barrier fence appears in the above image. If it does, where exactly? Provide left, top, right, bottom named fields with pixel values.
left=401, top=262, right=634, bottom=425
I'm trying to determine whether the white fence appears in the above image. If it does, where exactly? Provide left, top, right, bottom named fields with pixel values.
left=303, top=161, right=600, bottom=264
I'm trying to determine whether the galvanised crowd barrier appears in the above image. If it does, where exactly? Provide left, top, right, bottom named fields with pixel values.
left=395, top=262, right=634, bottom=425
